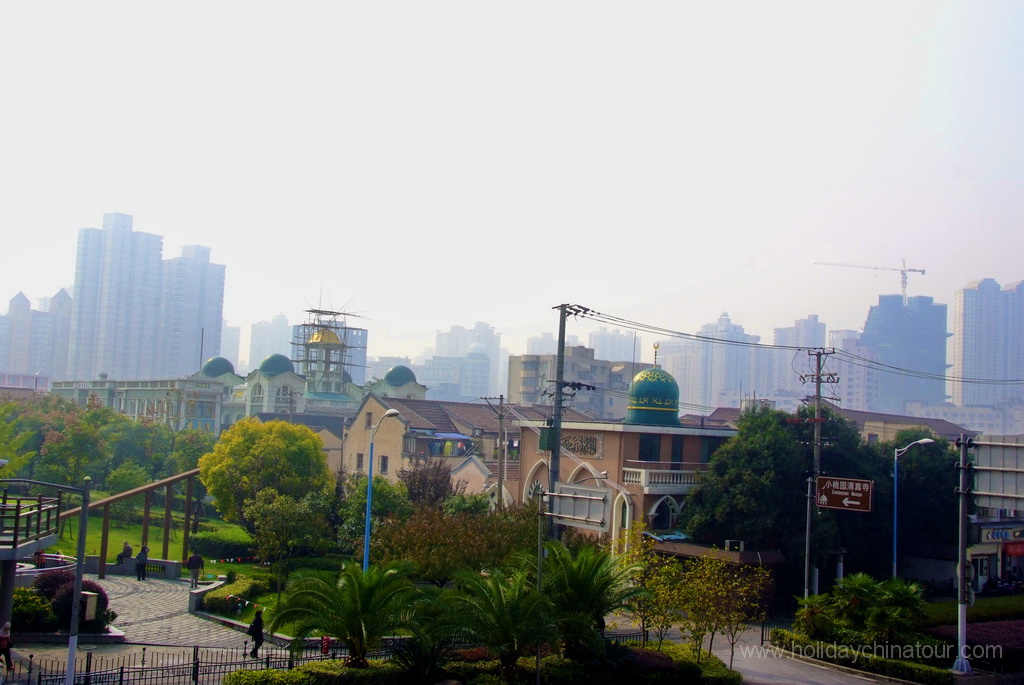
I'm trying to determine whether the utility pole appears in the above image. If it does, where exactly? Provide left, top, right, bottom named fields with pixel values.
left=802, top=347, right=837, bottom=597
left=550, top=304, right=568, bottom=539
left=483, top=394, right=507, bottom=510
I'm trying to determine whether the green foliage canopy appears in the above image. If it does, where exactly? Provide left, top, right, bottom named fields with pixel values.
left=198, top=418, right=332, bottom=531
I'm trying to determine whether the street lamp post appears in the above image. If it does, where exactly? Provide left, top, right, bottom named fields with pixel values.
left=893, top=438, right=934, bottom=578
left=362, top=408, right=401, bottom=572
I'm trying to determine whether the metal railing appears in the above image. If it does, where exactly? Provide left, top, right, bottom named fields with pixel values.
left=0, top=494, right=62, bottom=548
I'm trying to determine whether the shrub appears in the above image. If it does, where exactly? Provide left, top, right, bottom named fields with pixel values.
left=52, top=580, right=114, bottom=633
left=11, top=588, right=56, bottom=631
left=203, top=576, right=269, bottom=615
left=223, top=670, right=312, bottom=685
left=190, top=526, right=254, bottom=559
left=33, top=570, right=76, bottom=599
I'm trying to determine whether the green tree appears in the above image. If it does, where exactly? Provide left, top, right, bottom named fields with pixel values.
left=442, top=569, right=588, bottom=681
left=442, top=492, right=490, bottom=516
left=0, top=401, right=35, bottom=475
left=270, top=562, right=418, bottom=668
left=681, top=405, right=804, bottom=551
left=375, top=504, right=536, bottom=586
left=198, top=418, right=332, bottom=532
left=620, top=523, right=671, bottom=647
left=542, top=541, right=644, bottom=636
left=105, top=461, right=151, bottom=526
left=337, top=473, right=414, bottom=556
left=864, top=576, right=927, bottom=646
left=243, top=488, right=332, bottom=603
left=397, top=457, right=467, bottom=509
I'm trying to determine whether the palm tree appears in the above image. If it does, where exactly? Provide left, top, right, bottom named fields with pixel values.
left=829, top=572, right=878, bottom=632
left=865, top=577, right=926, bottom=646
left=442, top=569, right=576, bottom=680
left=269, top=562, right=417, bottom=668
left=542, top=541, right=644, bottom=634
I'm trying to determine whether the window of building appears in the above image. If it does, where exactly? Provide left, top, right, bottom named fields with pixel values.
left=638, top=434, right=660, bottom=462
left=365, top=412, right=373, bottom=428
left=356, top=453, right=364, bottom=471
left=671, top=435, right=683, bottom=469
left=380, top=455, right=389, bottom=473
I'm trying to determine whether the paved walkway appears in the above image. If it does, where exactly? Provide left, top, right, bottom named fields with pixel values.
left=10, top=578, right=895, bottom=684
left=13, top=575, right=249, bottom=666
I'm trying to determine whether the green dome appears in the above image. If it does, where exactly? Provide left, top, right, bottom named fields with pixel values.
left=201, top=356, right=235, bottom=378
left=258, top=353, right=295, bottom=377
left=626, top=367, right=680, bottom=426
left=385, top=364, right=417, bottom=386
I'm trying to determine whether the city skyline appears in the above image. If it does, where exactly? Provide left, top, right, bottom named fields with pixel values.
left=2, top=3, right=1022, bottom=360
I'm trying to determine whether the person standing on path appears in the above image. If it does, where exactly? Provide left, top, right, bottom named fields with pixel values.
left=135, top=545, right=149, bottom=581
left=186, top=552, right=204, bottom=588
left=0, top=622, right=14, bottom=671
left=247, top=610, right=264, bottom=658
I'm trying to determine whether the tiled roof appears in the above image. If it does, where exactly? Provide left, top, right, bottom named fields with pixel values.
left=253, top=412, right=346, bottom=439
left=376, top=398, right=590, bottom=437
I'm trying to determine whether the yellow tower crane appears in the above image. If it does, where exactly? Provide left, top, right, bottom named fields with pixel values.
left=815, top=259, right=926, bottom=305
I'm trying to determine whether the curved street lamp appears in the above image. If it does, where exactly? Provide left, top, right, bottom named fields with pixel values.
left=893, top=438, right=934, bottom=578
left=362, top=409, right=401, bottom=572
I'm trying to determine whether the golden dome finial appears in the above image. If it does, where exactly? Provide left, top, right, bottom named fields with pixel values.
left=653, top=342, right=659, bottom=368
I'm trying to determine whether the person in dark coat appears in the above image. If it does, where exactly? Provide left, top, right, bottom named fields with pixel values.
left=247, top=610, right=264, bottom=658
left=116, top=541, right=133, bottom=565
left=186, top=552, right=204, bottom=588
left=0, top=622, right=14, bottom=671
left=135, top=545, right=149, bottom=581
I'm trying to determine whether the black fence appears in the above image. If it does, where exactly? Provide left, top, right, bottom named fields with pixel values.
left=15, top=632, right=650, bottom=685
left=17, top=639, right=409, bottom=685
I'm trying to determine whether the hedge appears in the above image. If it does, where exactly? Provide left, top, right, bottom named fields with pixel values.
left=771, top=629, right=954, bottom=685
left=190, top=526, right=254, bottom=559
left=202, top=575, right=270, bottom=615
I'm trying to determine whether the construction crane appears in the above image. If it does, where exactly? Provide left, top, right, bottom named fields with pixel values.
left=815, top=260, right=926, bottom=305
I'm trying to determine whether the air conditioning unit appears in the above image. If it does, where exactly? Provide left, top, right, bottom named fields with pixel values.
left=725, top=539, right=745, bottom=552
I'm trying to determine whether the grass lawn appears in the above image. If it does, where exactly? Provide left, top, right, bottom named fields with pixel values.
left=924, top=594, right=1024, bottom=626
left=47, top=514, right=188, bottom=561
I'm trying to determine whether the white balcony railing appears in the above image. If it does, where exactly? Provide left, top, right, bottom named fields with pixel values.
left=622, top=467, right=701, bottom=494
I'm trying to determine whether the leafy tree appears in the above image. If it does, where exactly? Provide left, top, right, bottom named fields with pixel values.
left=169, top=429, right=216, bottom=474
left=620, top=523, right=671, bottom=646
left=374, top=504, right=535, bottom=586
left=644, top=555, right=686, bottom=649
left=270, top=562, right=418, bottom=668
left=336, top=473, right=415, bottom=556
left=243, top=488, right=332, bottom=603
left=105, top=461, right=151, bottom=526
left=198, top=418, right=332, bottom=532
left=397, top=457, right=467, bottom=509
left=442, top=492, right=490, bottom=516
left=864, top=576, right=927, bottom=646
left=681, top=405, right=804, bottom=552
left=0, top=401, right=35, bottom=475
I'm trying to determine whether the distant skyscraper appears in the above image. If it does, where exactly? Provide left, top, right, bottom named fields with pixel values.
left=68, top=213, right=164, bottom=380
left=588, top=327, right=642, bottom=363
left=248, top=314, right=292, bottom=369
left=221, top=322, right=241, bottom=371
left=951, top=278, right=1024, bottom=406
left=526, top=331, right=581, bottom=355
left=434, top=322, right=502, bottom=396
left=158, top=245, right=226, bottom=377
left=860, top=294, right=947, bottom=413
left=0, top=290, right=71, bottom=381
left=770, top=315, right=826, bottom=396
left=828, top=329, right=875, bottom=411
left=662, top=313, right=763, bottom=411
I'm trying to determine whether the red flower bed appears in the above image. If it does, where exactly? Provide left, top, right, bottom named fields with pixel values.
left=926, top=620, right=1024, bottom=672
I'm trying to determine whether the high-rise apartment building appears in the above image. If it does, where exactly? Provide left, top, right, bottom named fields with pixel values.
left=158, top=245, right=226, bottom=377
left=661, top=313, right=765, bottom=411
left=951, top=278, right=1024, bottom=406
left=0, top=289, right=72, bottom=381
left=588, top=327, right=642, bottom=363
left=860, top=295, right=948, bottom=414
left=434, top=322, right=502, bottom=396
left=769, top=315, right=826, bottom=396
left=68, top=213, right=165, bottom=381
left=828, top=329, right=876, bottom=411
left=248, top=314, right=292, bottom=369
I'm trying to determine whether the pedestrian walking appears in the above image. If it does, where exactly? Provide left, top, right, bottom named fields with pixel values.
left=0, top=622, right=14, bottom=671
left=247, top=610, right=264, bottom=658
left=186, top=552, right=204, bottom=588
left=115, top=541, right=133, bottom=565
left=136, top=545, right=149, bottom=581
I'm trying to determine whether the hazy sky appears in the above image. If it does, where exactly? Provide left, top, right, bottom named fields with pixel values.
left=2, top=2, right=1022, bottom=362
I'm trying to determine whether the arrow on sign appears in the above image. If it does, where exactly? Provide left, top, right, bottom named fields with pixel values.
left=842, top=497, right=858, bottom=507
